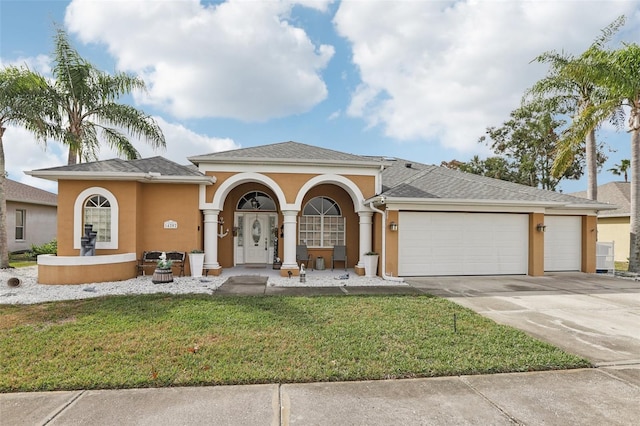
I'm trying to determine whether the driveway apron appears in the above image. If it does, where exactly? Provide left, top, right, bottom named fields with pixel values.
left=406, top=273, right=640, bottom=368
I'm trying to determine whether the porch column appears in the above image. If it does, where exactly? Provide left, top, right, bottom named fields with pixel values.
left=281, top=210, right=299, bottom=271
left=203, top=209, right=221, bottom=274
left=357, top=211, right=373, bottom=270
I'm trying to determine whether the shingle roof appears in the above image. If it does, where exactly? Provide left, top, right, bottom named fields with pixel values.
left=570, top=182, right=629, bottom=216
left=377, top=157, right=605, bottom=206
left=5, top=179, right=57, bottom=206
left=33, top=156, right=204, bottom=177
left=188, top=141, right=380, bottom=166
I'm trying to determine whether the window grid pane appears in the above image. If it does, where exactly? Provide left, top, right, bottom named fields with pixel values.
left=299, top=198, right=345, bottom=248
left=84, top=197, right=111, bottom=243
left=15, top=210, right=25, bottom=240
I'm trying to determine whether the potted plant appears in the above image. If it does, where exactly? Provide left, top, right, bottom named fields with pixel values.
left=189, top=249, right=205, bottom=278
left=363, top=251, right=379, bottom=277
left=152, top=252, right=173, bottom=284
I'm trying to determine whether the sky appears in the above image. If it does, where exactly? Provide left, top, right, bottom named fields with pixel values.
left=1, top=0, right=639, bottom=195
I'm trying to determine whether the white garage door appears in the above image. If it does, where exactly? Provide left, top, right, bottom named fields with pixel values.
left=544, top=216, right=581, bottom=271
left=398, top=212, right=529, bottom=276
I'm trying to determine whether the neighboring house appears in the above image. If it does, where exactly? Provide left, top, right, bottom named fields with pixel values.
left=572, top=182, right=630, bottom=262
left=27, top=141, right=611, bottom=285
left=4, top=178, right=58, bottom=252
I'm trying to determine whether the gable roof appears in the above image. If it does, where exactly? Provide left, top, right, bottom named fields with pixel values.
left=570, top=181, right=629, bottom=217
left=26, top=156, right=215, bottom=185
left=188, top=141, right=381, bottom=168
left=5, top=179, right=57, bottom=206
left=373, top=157, right=610, bottom=209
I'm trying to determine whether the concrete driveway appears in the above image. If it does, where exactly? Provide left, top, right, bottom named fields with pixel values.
left=406, top=273, right=640, bottom=369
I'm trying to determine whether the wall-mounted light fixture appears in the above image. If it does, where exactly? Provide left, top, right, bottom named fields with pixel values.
left=536, top=223, right=546, bottom=233
left=389, top=221, right=398, bottom=232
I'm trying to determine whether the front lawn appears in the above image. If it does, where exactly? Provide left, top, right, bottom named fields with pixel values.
left=0, top=294, right=590, bottom=392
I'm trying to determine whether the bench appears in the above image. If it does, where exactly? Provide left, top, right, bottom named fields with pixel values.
left=137, top=251, right=185, bottom=276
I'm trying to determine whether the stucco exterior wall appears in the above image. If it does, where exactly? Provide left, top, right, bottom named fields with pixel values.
left=598, top=217, right=630, bottom=262
left=582, top=215, right=598, bottom=273
left=529, top=213, right=544, bottom=276
left=52, top=180, right=202, bottom=279
left=6, top=201, right=57, bottom=252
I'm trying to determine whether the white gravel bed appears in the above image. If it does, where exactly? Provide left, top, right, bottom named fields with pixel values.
left=0, top=266, right=404, bottom=305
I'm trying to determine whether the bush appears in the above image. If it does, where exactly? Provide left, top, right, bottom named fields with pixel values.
left=30, top=239, right=57, bottom=256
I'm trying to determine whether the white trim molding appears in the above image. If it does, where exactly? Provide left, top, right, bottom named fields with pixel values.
left=73, top=187, right=119, bottom=250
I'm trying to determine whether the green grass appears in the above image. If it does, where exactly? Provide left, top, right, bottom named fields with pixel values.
left=0, top=294, right=590, bottom=392
left=615, top=261, right=629, bottom=272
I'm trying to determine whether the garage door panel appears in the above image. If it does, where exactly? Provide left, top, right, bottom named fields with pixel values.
left=544, top=216, right=581, bottom=271
left=398, top=212, right=528, bottom=276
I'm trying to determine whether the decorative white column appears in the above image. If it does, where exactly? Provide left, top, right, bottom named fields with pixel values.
left=281, top=210, right=299, bottom=270
left=203, top=209, right=221, bottom=271
left=357, top=211, right=373, bottom=269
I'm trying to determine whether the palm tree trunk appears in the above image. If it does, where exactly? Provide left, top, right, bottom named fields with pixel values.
left=0, top=127, right=10, bottom=268
left=586, top=128, right=597, bottom=200
left=628, top=109, right=640, bottom=272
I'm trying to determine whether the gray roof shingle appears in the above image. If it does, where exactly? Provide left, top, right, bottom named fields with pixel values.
left=571, top=182, right=629, bottom=216
left=189, top=141, right=380, bottom=166
left=5, top=179, right=57, bottom=206
left=378, top=157, right=605, bottom=206
left=32, top=156, right=204, bottom=177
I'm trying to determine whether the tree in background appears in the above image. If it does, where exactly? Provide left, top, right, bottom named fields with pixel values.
left=526, top=16, right=625, bottom=200
left=467, top=100, right=605, bottom=191
left=592, top=43, right=640, bottom=270
left=608, top=159, right=631, bottom=182
left=49, top=27, right=165, bottom=165
left=0, top=67, right=55, bottom=268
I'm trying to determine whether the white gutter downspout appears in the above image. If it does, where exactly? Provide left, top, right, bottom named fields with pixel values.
left=368, top=200, right=404, bottom=283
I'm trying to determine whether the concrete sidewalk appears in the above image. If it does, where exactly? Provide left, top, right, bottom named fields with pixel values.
left=2, top=367, right=639, bottom=425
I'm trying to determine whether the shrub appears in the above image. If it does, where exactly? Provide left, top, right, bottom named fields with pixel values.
left=30, top=239, right=57, bottom=256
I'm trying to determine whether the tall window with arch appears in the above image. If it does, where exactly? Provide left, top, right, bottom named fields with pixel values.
left=84, top=195, right=111, bottom=242
left=299, top=196, right=345, bottom=247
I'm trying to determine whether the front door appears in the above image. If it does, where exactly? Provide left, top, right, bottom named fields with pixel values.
left=244, top=214, right=270, bottom=264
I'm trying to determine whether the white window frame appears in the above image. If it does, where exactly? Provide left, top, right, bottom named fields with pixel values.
left=299, top=196, right=345, bottom=248
left=15, top=209, right=26, bottom=241
left=74, top=187, right=119, bottom=250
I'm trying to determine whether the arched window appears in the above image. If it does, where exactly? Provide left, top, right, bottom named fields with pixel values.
left=74, top=187, right=119, bottom=249
left=299, top=197, right=345, bottom=247
left=84, top=195, right=111, bottom=242
left=237, top=191, right=276, bottom=211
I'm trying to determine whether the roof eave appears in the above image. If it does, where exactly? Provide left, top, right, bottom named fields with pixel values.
left=25, top=171, right=217, bottom=185
left=365, top=195, right=612, bottom=210
left=188, top=156, right=382, bottom=169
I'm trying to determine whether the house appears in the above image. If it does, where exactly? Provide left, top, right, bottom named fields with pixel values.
left=572, top=182, right=630, bottom=262
left=26, top=141, right=612, bottom=284
left=4, top=178, right=57, bottom=253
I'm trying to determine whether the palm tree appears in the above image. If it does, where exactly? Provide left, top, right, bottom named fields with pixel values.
left=597, top=43, right=640, bottom=270
left=608, top=159, right=631, bottom=182
left=50, top=28, right=165, bottom=164
left=0, top=66, right=55, bottom=268
left=526, top=16, right=625, bottom=201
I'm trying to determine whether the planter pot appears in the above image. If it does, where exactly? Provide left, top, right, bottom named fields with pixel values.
left=363, top=255, right=379, bottom=278
left=189, top=253, right=205, bottom=278
left=152, top=268, right=173, bottom=284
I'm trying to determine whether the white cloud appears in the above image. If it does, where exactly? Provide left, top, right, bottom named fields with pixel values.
left=3, top=117, right=239, bottom=193
left=3, top=126, right=64, bottom=193
left=0, top=54, right=52, bottom=76
left=103, top=116, right=240, bottom=164
left=64, top=0, right=335, bottom=121
left=334, top=0, right=639, bottom=152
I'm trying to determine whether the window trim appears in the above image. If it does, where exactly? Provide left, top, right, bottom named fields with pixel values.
left=299, top=196, right=345, bottom=248
left=74, top=187, right=119, bottom=250
left=15, top=209, right=26, bottom=241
